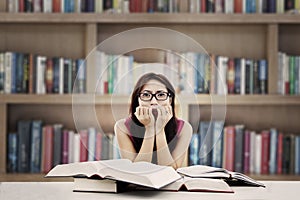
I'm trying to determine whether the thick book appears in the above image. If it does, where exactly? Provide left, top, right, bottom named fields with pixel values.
left=73, top=177, right=122, bottom=193
left=161, top=176, right=233, bottom=193
left=46, top=159, right=181, bottom=189
left=176, top=165, right=265, bottom=187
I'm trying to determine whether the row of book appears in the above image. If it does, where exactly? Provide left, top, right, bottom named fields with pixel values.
left=95, top=50, right=268, bottom=95
left=7, top=120, right=119, bottom=173
left=0, top=52, right=86, bottom=94
left=7, top=0, right=300, bottom=14
left=189, top=121, right=300, bottom=175
left=278, top=52, right=300, bottom=95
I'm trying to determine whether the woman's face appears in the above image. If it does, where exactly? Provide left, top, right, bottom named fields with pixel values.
left=138, top=79, right=171, bottom=108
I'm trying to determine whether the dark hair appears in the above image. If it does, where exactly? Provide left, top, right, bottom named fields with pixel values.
left=128, top=73, right=178, bottom=153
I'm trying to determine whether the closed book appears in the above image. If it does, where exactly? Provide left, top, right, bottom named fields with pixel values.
left=46, top=58, right=54, bottom=93
left=227, top=58, right=235, bottom=94
left=95, top=132, right=102, bottom=161
left=189, top=133, right=200, bottom=165
left=199, top=121, right=212, bottom=166
left=17, top=120, right=31, bottom=173
left=53, top=124, right=63, bottom=167
left=62, top=129, right=69, bottom=164
left=243, top=130, right=251, bottom=174
left=234, top=58, right=241, bottom=94
left=80, top=130, right=89, bottom=162
left=261, top=130, right=270, bottom=174
left=258, top=59, right=268, bottom=94
left=88, top=127, right=96, bottom=161
left=211, top=121, right=224, bottom=168
left=277, top=132, right=283, bottom=174
left=269, top=128, right=278, bottom=174
left=282, top=135, right=291, bottom=174
left=30, top=120, right=42, bottom=173
left=295, top=136, right=300, bottom=175
left=41, top=126, right=54, bottom=173
left=73, top=177, right=121, bottom=193
left=234, top=0, right=242, bottom=13
left=224, top=126, right=235, bottom=171
left=7, top=132, right=18, bottom=173
left=234, top=125, right=244, bottom=173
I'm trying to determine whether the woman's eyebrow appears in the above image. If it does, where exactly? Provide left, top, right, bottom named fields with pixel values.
left=141, top=90, right=167, bottom=93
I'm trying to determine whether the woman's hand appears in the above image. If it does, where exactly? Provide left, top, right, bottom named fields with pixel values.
left=155, top=105, right=173, bottom=134
left=134, top=106, right=155, bottom=129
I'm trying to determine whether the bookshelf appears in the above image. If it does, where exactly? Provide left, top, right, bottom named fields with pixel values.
left=1, top=11, right=300, bottom=181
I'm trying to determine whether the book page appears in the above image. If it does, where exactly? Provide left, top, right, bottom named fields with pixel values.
left=183, top=177, right=233, bottom=193
left=177, top=165, right=230, bottom=178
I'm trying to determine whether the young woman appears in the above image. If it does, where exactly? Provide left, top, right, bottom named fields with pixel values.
left=114, top=73, right=192, bottom=169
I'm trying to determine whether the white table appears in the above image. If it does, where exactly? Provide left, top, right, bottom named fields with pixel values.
left=0, top=181, right=299, bottom=200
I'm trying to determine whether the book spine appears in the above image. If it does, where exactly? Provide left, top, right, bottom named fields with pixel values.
left=234, top=125, right=244, bottom=173
left=189, top=133, right=200, bottom=165
left=17, top=120, right=31, bottom=173
left=277, top=132, right=283, bottom=174
left=62, top=129, right=69, bottom=164
left=224, top=126, right=235, bottom=171
left=53, top=124, right=63, bottom=166
left=42, top=126, right=54, bottom=173
left=261, top=130, right=270, bottom=174
left=7, top=132, right=18, bottom=173
left=243, top=130, right=251, bottom=174
left=30, top=120, right=42, bottom=173
left=80, top=130, right=89, bottom=162
left=269, top=128, right=278, bottom=174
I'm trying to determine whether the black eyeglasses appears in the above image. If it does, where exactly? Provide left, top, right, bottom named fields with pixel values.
left=139, top=91, right=171, bottom=101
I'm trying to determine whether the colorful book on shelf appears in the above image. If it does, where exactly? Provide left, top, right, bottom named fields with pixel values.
left=46, top=159, right=182, bottom=190
left=177, top=165, right=265, bottom=187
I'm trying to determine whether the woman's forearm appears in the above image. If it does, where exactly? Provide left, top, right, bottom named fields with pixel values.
left=133, top=127, right=155, bottom=163
left=155, top=130, right=177, bottom=168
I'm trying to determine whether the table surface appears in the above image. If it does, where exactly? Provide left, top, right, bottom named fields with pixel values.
left=0, top=181, right=299, bottom=200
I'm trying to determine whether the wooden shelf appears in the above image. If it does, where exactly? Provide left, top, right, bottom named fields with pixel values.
left=0, top=13, right=300, bottom=24
left=0, top=173, right=299, bottom=182
left=1, top=94, right=300, bottom=106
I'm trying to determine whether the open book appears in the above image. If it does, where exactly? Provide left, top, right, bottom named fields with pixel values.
left=46, top=159, right=181, bottom=190
left=161, top=176, right=233, bottom=193
left=177, top=165, right=265, bottom=187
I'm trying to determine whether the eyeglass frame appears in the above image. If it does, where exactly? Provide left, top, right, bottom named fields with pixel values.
left=138, top=91, right=172, bottom=102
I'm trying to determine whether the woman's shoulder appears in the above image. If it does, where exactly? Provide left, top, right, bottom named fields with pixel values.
left=114, top=118, right=130, bottom=134
left=176, top=118, right=193, bottom=136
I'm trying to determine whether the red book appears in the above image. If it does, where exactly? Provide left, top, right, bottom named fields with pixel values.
left=19, top=0, right=25, bottom=12
left=28, top=54, right=34, bottom=94
left=42, top=126, right=54, bottom=173
left=224, top=126, right=235, bottom=171
left=201, top=0, right=206, bottom=12
left=141, top=0, right=148, bottom=12
left=227, top=58, right=235, bottom=94
left=79, top=130, right=88, bottom=162
left=234, top=0, right=242, bottom=13
left=277, top=132, right=283, bottom=174
left=95, top=133, right=102, bottom=161
left=285, top=82, right=290, bottom=95
left=243, top=130, right=251, bottom=174
left=53, top=0, right=61, bottom=13
left=62, top=130, right=69, bottom=164
left=261, top=130, right=270, bottom=174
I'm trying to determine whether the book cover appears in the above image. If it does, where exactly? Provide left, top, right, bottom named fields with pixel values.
left=46, top=159, right=181, bottom=190
left=30, top=120, right=42, bottom=173
left=17, top=120, right=31, bottom=173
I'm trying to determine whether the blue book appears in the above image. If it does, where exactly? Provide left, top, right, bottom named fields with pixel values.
left=30, top=120, right=42, bottom=173
left=269, top=128, right=278, bottom=174
left=295, top=136, right=300, bottom=175
left=11, top=52, right=17, bottom=94
left=189, top=133, right=200, bottom=165
left=199, top=121, right=212, bottom=166
left=7, top=133, right=18, bottom=173
left=258, top=59, right=268, bottom=94
left=17, top=120, right=31, bottom=173
left=211, top=121, right=224, bottom=168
